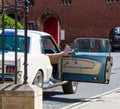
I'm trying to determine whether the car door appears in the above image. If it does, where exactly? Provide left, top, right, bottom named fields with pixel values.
left=61, top=38, right=113, bottom=84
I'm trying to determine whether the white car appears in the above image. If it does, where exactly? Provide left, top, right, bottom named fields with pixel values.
left=0, top=29, right=113, bottom=94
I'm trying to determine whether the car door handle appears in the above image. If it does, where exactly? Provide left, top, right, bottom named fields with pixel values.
left=72, top=58, right=78, bottom=64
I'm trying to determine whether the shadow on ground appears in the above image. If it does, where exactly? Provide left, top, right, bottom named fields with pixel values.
left=43, top=91, right=89, bottom=104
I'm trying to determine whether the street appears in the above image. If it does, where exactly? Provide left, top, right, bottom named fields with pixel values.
left=43, top=53, right=120, bottom=109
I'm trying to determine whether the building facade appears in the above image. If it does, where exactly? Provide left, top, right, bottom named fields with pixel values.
left=1, top=0, right=120, bottom=48
left=28, top=0, right=120, bottom=48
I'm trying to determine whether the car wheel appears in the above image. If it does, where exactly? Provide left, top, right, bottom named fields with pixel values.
left=33, top=71, right=43, bottom=88
left=62, top=81, right=78, bottom=94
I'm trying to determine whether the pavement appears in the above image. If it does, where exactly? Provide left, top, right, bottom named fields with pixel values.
left=61, top=87, right=120, bottom=109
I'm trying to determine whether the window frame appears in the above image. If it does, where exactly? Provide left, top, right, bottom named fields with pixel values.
left=61, top=0, right=72, bottom=5
left=106, top=0, right=119, bottom=3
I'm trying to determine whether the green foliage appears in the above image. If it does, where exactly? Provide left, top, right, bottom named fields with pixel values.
left=0, top=14, right=23, bottom=29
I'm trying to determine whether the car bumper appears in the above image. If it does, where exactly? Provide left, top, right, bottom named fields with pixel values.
left=0, top=74, right=15, bottom=79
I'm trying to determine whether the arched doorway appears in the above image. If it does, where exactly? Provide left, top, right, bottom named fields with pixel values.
left=44, top=17, right=59, bottom=45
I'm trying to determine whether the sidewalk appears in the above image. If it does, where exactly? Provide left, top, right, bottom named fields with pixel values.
left=61, top=87, right=120, bottom=109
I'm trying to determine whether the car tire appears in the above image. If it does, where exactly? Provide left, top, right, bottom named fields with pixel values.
left=62, top=81, right=78, bottom=94
left=33, top=71, right=43, bottom=88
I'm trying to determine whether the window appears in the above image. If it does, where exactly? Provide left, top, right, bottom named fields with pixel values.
left=61, top=0, right=72, bottom=5
left=0, top=35, right=30, bottom=53
left=106, top=0, right=119, bottom=3
left=28, top=22, right=34, bottom=30
left=41, top=36, right=59, bottom=54
left=72, top=38, right=110, bottom=53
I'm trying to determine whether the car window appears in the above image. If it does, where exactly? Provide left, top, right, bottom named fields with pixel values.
left=71, top=38, right=110, bottom=53
left=40, top=36, right=59, bottom=54
left=114, top=28, right=120, bottom=36
left=0, top=35, right=30, bottom=53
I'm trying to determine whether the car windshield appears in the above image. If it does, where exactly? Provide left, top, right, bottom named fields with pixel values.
left=71, top=38, right=110, bottom=54
left=0, top=35, right=30, bottom=53
left=114, top=28, right=120, bottom=36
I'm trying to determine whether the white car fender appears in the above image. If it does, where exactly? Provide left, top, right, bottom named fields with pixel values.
left=26, top=54, right=52, bottom=84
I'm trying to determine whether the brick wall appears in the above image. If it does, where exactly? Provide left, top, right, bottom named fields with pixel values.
left=2, top=0, right=120, bottom=44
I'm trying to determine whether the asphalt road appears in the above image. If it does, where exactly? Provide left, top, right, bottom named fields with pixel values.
left=43, top=53, right=120, bottom=109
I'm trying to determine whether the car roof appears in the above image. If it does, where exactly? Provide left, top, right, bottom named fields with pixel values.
left=0, top=29, right=51, bottom=37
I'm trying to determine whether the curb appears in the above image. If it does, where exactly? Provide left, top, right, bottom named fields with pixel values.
left=61, top=87, right=120, bottom=109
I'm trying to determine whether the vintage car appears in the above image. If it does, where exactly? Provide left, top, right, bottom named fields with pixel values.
left=0, top=29, right=113, bottom=94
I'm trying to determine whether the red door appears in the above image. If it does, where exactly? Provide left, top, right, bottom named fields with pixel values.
left=44, top=17, right=58, bottom=44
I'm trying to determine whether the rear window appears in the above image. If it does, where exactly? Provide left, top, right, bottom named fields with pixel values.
left=0, top=35, right=30, bottom=52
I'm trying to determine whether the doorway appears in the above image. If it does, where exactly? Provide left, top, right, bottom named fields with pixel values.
left=44, top=17, right=59, bottom=44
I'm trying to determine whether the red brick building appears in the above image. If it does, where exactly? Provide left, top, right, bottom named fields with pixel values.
left=27, top=0, right=120, bottom=48
left=1, top=0, right=120, bottom=48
